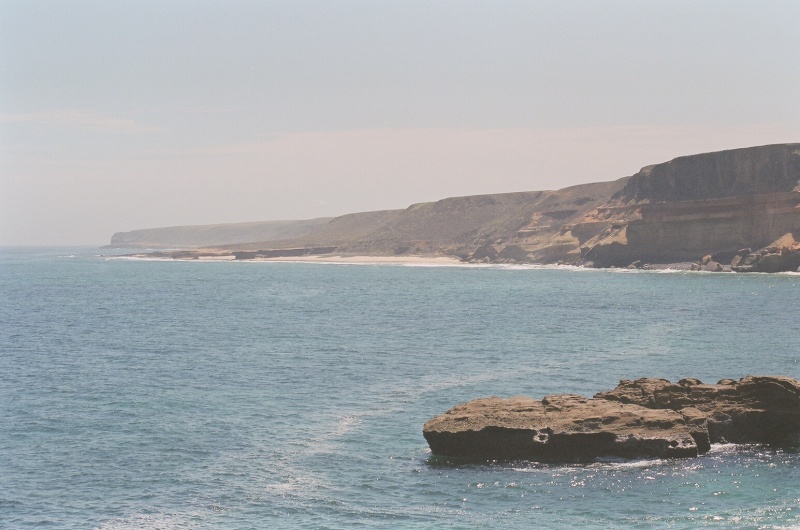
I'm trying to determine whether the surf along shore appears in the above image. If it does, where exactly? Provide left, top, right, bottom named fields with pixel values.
left=118, top=249, right=464, bottom=266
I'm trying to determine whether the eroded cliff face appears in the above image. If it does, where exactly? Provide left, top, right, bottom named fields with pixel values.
left=114, top=143, right=800, bottom=269
left=462, top=144, right=800, bottom=267
left=614, top=143, right=800, bottom=203
left=496, top=143, right=800, bottom=268
left=580, top=191, right=800, bottom=267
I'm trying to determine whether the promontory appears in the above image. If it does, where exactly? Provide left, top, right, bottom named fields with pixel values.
left=109, top=143, right=800, bottom=271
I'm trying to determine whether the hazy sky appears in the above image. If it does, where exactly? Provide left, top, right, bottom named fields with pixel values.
left=1, top=1, right=798, bottom=245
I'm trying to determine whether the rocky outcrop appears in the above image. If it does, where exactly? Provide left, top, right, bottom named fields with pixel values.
left=731, top=233, right=800, bottom=273
left=423, top=395, right=700, bottom=462
left=596, top=376, right=800, bottom=447
left=423, top=376, right=800, bottom=462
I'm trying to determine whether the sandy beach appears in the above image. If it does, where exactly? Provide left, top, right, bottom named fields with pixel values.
left=123, top=251, right=465, bottom=266
left=222, top=254, right=465, bottom=266
left=250, top=254, right=463, bottom=265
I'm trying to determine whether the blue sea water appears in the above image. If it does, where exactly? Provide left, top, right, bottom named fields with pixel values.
left=1, top=247, right=799, bottom=529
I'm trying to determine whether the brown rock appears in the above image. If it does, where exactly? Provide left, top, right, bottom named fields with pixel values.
left=423, top=394, right=699, bottom=462
left=496, top=244, right=530, bottom=262
left=679, top=406, right=711, bottom=453
left=701, top=260, right=724, bottom=272
left=596, top=375, right=800, bottom=446
left=470, top=242, right=498, bottom=261
left=730, top=248, right=752, bottom=268
left=732, top=233, right=800, bottom=272
left=424, top=375, right=800, bottom=463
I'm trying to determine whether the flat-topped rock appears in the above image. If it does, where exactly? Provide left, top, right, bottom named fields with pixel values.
left=423, top=394, right=700, bottom=462
left=424, top=376, right=800, bottom=462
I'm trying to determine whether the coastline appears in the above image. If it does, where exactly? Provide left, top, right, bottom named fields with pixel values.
left=106, top=251, right=800, bottom=274
left=112, top=251, right=465, bottom=266
left=251, top=254, right=463, bottom=265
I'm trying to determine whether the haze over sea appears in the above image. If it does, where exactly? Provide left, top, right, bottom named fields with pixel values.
left=2, top=247, right=799, bottom=529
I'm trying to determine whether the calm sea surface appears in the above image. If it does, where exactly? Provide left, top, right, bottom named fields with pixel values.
left=1, top=247, right=799, bottom=529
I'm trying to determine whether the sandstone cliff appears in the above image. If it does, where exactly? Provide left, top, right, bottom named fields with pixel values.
left=111, top=143, right=800, bottom=269
left=580, top=144, right=800, bottom=267
left=229, top=179, right=625, bottom=262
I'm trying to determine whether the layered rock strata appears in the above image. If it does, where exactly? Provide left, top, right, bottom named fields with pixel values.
left=582, top=192, right=800, bottom=268
left=112, top=144, right=800, bottom=270
left=423, top=376, right=800, bottom=462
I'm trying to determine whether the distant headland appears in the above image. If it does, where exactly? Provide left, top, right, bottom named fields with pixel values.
left=108, top=143, right=800, bottom=272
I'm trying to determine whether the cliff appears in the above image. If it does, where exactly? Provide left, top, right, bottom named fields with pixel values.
left=614, top=143, right=800, bottom=203
left=580, top=144, right=800, bottom=267
left=229, top=179, right=625, bottom=262
left=110, top=143, right=800, bottom=270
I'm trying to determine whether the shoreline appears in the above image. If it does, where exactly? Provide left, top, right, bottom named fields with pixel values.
left=104, top=251, right=800, bottom=274
left=111, top=252, right=466, bottom=266
left=253, top=254, right=463, bottom=265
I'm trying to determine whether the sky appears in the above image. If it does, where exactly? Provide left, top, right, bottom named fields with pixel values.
left=1, top=1, right=798, bottom=246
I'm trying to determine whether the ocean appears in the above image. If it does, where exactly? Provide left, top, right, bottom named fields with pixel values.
left=1, top=247, right=799, bottom=529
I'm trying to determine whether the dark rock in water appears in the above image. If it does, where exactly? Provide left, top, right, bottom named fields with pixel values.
left=424, top=375, right=800, bottom=462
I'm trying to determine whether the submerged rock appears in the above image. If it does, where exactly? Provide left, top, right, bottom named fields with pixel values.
left=423, top=375, right=800, bottom=462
